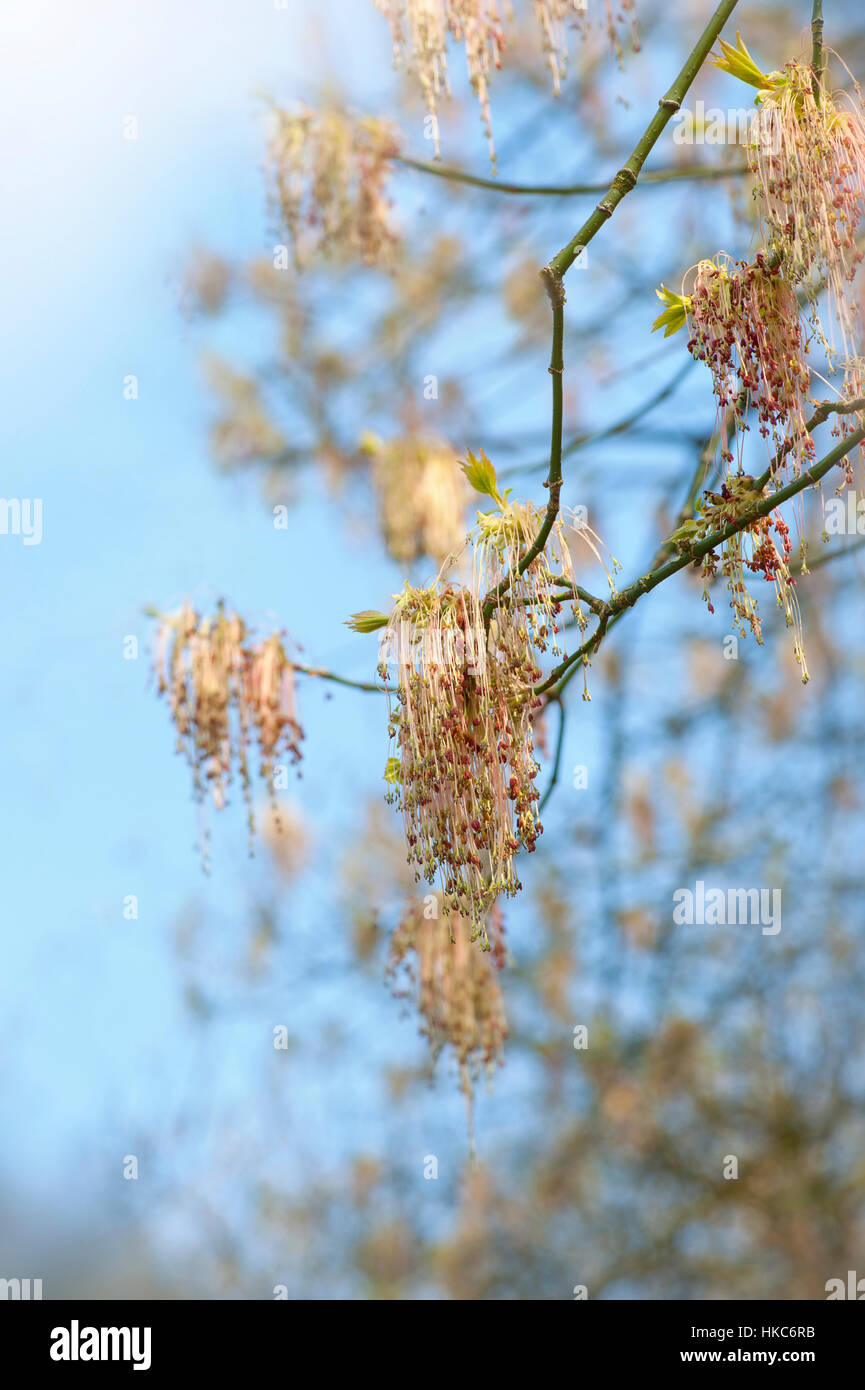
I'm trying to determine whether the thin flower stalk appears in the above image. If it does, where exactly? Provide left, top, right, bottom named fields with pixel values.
left=375, top=0, right=506, bottom=162
left=532, top=2, right=588, bottom=93
left=749, top=64, right=865, bottom=360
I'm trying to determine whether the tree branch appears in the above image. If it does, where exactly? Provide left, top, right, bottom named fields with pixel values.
left=812, top=0, right=825, bottom=104
left=484, top=2, right=742, bottom=624
left=537, top=425, right=865, bottom=698
left=294, top=664, right=384, bottom=694
left=395, top=155, right=749, bottom=197
left=482, top=287, right=565, bottom=622
left=756, top=396, right=865, bottom=489
left=546, top=0, right=744, bottom=279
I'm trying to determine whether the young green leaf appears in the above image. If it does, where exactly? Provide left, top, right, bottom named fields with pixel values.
left=460, top=448, right=502, bottom=504
left=651, top=285, right=689, bottom=337
left=345, top=610, right=390, bottom=633
left=709, top=32, right=773, bottom=92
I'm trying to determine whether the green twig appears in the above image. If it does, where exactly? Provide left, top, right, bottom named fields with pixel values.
left=484, top=1, right=742, bottom=623
left=756, top=397, right=865, bottom=489
left=811, top=0, right=825, bottom=105
left=538, top=425, right=865, bottom=698
left=547, top=0, right=744, bottom=278
left=294, top=664, right=384, bottom=694
left=482, top=285, right=565, bottom=622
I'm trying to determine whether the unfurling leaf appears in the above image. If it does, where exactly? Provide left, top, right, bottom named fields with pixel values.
left=709, top=32, right=774, bottom=93
left=461, top=448, right=502, bottom=504
left=345, top=610, right=390, bottom=633
left=651, top=284, right=689, bottom=337
left=666, top=518, right=700, bottom=546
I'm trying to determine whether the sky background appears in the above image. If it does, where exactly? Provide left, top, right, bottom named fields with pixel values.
left=1, top=0, right=412, bottom=1260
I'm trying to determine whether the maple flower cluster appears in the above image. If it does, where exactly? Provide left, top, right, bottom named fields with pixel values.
left=654, top=251, right=813, bottom=670
left=152, top=603, right=303, bottom=861
left=362, top=432, right=470, bottom=566
left=672, top=473, right=808, bottom=683
left=373, top=0, right=634, bottom=162
left=704, top=475, right=807, bottom=682
left=649, top=35, right=865, bottom=677
left=467, top=450, right=617, bottom=656
left=660, top=255, right=813, bottom=472
left=711, top=33, right=865, bottom=371
left=375, top=0, right=506, bottom=162
left=387, top=897, right=507, bottom=1105
left=349, top=451, right=612, bottom=928
left=377, top=578, right=543, bottom=937
left=266, top=105, right=400, bottom=268
left=743, top=58, right=865, bottom=363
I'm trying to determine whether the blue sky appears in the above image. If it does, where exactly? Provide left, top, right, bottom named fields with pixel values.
left=0, top=0, right=408, bottom=1224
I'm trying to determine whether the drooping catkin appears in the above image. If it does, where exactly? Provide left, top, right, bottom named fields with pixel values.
left=152, top=603, right=303, bottom=864
left=266, top=105, right=400, bottom=268
left=380, top=581, right=542, bottom=936
left=387, top=898, right=507, bottom=1106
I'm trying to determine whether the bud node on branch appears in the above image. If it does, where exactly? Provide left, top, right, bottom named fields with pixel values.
left=539, top=264, right=566, bottom=309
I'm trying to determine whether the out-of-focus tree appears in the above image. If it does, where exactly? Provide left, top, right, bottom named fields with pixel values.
left=135, top=0, right=865, bottom=1299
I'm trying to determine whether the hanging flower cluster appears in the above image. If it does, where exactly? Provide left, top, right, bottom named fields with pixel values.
left=532, top=1, right=588, bottom=93
left=465, top=448, right=618, bottom=663
left=373, top=1, right=632, bottom=163
left=361, top=432, right=470, bottom=565
left=375, top=578, right=542, bottom=935
left=348, top=452, right=612, bottom=926
left=671, top=473, right=808, bottom=682
left=151, top=603, right=303, bottom=863
left=712, top=33, right=865, bottom=366
left=649, top=36, right=865, bottom=676
left=655, top=255, right=812, bottom=473
left=266, top=105, right=400, bottom=268
left=655, top=259, right=812, bottom=669
left=387, top=897, right=507, bottom=1106
left=374, top=0, right=506, bottom=162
